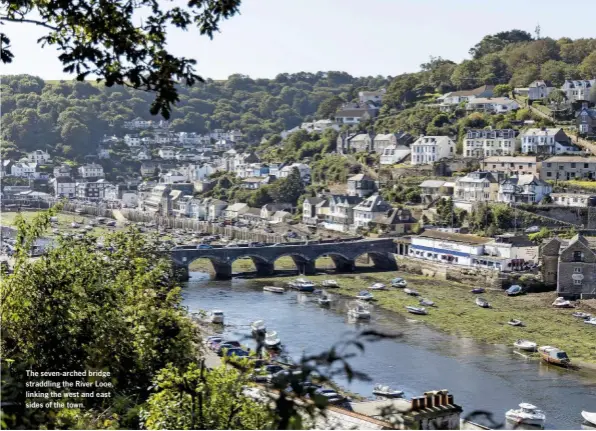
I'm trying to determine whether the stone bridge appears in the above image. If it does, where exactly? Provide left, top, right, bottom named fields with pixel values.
left=170, top=238, right=397, bottom=279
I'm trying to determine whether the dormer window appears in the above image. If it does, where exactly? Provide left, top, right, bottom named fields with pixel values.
left=573, top=251, right=585, bottom=262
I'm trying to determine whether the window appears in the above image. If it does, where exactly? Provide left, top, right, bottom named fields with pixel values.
left=584, top=163, right=589, bottom=168
left=573, top=251, right=585, bottom=262
left=559, top=166, right=564, bottom=170
left=574, top=267, right=583, bottom=273
left=573, top=279, right=582, bottom=285
left=571, top=163, right=576, bottom=168
left=546, top=163, right=551, bottom=168
left=547, top=172, right=552, bottom=177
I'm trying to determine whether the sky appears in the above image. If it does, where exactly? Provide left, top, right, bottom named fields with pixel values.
left=2, top=0, right=596, bottom=80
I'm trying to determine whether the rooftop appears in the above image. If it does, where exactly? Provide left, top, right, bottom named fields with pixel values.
left=543, top=156, right=596, bottom=163
left=418, top=230, right=492, bottom=245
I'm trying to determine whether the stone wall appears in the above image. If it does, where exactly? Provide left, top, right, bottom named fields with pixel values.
left=395, top=255, right=548, bottom=290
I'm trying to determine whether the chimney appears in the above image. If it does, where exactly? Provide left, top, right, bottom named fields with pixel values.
left=412, top=396, right=425, bottom=411
left=433, top=394, right=442, bottom=407
left=425, top=394, right=434, bottom=408
left=582, top=102, right=589, bottom=110
left=440, top=391, right=449, bottom=405
left=447, top=394, right=454, bottom=405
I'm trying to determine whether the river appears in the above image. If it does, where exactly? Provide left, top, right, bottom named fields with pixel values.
left=182, top=272, right=596, bottom=430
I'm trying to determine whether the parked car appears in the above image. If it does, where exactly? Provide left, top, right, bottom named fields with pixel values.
left=249, top=242, right=266, bottom=247
left=197, top=244, right=213, bottom=249
left=525, top=226, right=540, bottom=233
left=223, top=348, right=249, bottom=358
left=216, top=341, right=242, bottom=356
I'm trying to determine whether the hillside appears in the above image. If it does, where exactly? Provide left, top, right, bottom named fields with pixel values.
left=1, top=30, right=595, bottom=161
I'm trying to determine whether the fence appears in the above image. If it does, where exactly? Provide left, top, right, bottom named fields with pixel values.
left=120, top=209, right=288, bottom=243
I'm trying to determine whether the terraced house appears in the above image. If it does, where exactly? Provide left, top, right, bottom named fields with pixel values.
left=577, top=102, right=596, bottom=137
left=464, top=129, right=518, bottom=157
left=539, top=156, right=596, bottom=181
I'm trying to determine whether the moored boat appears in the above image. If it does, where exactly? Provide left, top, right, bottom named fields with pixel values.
left=251, top=320, right=266, bottom=335
left=582, top=411, right=596, bottom=427
left=470, top=287, right=485, bottom=294
left=356, top=290, right=374, bottom=301
left=372, top=384, right=404, bottom=398
left=348, top=304, right=371, bottom=320
left=538, top=345, right=571, bottom=366
left=506, top=285, right=523, bottom=296
left=572, top=312, right=592, bottom=319
left=419, top=298, right=434, bottom=307
left=584, top=317, right=596, bottom=326
left=322, top=280, right=339, bottom=288
left=513, top=339, right=537, bottom=352
left=404, top=288, right=419, bottom=296
left=264, top=331, right=281, bottom=348
left=505, top=403, right=546, bottom=427
left=405, top=306, right=427, bottom=315
left=475, top=297, right=490, bottom=308
left=209, top=309, right=224, bottom=324
left=263, top=286, right=285, bottom=294
left=369, top=282, right=387, bottom=290
left=318, top=294, right=331, bottom=306
left=508, top=319, right=523, bottom=327
left=289, top=278, right=316, bottom=292
left=391, top=277, right=407, bottom=288
left=552, top=297, right=574, bottom=308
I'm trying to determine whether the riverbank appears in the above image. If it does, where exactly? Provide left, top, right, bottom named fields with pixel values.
left=237, top=270, right=596, bottom=367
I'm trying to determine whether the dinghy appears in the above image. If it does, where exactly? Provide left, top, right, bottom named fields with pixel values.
left=552, top=297, right=574, bottom=308
left=419, top=298, right=435, bottom=307
left=264, top=331, right=281, bottom=348
left=356, top=290, right=374, bottom=301
left=506, top=285, right=523, bottom=296
left=505, top=403, right=546, bottom=427
left=572, top=312, right=591, bottom=319
left=475, top=297, right=490, bottom=308
left=318, top=292, right=331, bottom=306
left=322, top=280, right=339, bottom=288
left=584, top=317, right=596, bottom=326
left=372, top=384, right=404, bottom=398
left=470, top=287, right=485, bottom=294
left=405, top=306, right=428, bottom=315
left=391, top=277, right=407, bottom=288
left=369, top=282, right=387, bottom=290
left=348, top=304, right=371, bottom=320
left=404, top=288, right=419, bottom=296
left=508, top=319, right=523, bottom=327
left=513, top=339, right=537, bottom=352
left=263, top=286, right=285, bottom=293
left=582, top=411, right=596, bottom=427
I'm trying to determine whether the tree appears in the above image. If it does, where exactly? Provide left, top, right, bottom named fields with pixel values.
left=316, top=95, right=344, bottom=119
left=493, top=84, right=512, bottom=97
left=1, top=0, right=242, bottom=118
left=469, top=30, right=533, bottom=59
left=269, top=168, right=305, bottom=205
left=579, top=52, right=596, bottom=79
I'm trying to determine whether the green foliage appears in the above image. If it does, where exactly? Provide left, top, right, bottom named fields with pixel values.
left=310, top=154, right=354, bottom=184
left=469, top=30, right=533, bottom=59
left=141, top=362, right=273, bottom=430
left=1, top=210, right=197, bottom=429
left=493, top=84, right=513, bottom=97
left=528, top=227, right=552, bottom=243
left=269, top=168, right=305, bottom=205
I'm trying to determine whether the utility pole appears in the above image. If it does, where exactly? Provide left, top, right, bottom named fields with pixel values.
left=535, top=24, right=541, bottom=40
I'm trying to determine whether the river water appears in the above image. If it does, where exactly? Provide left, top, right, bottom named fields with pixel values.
left=182, top=272, right=596, bottom=430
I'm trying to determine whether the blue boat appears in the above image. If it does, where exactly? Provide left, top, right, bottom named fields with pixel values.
left=470, top=288, right=485, bottom=294
left=506, top=285, right=523, bottom=296
left=289, top=278, right=316, bottom=292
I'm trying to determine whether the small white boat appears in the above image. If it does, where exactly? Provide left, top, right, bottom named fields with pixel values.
left=369, top=282, right=387, bottom=290
left=372, top=384, right=404, bottom=398
left=419, top=298, right=434, bottom=307
left=322, top=280, right=339, bottom=288
left=572, top=312, right=592, bottom=319
left=289, top=278, right=316, bottom=292
left=71, top=222, right=80, bottom=228
left=505, top=403, right=546, bottom=427
left=584, top=317, right=596, bottom=326
left=264, top=331, right=281, bottom=348
left=476, top=297, right=490, bottom=308
left=582, top=411, right=596, bottom=426
left=318, top=295, right=331, bottom=306
left=209, top=309, right=224, bottom=324
left=391, top=277, right=407, bottom=288
left=263, top=286, right=285, bottom=294
left=552, top=297, right=574, bottom=308
left=513, top=339, right=537, bottom=352
left=404, top=288, right=419, bottom=297
left=251, top=320, right=266, bottom=335
left=405, top=306, right=427, bottom=315
left=356, top=290, right=374, bottom=301
left=508, top=319, right=523, bottom=327
left=348, top=305, right=371, bottom=320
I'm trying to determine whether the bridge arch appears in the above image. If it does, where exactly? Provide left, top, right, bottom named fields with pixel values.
left=354, top=251, right=397, bottom=271
left=313, top=251, right=355, bottom=272
left=186, top=254, right=230, bottom=278
left=272, top=252, right=314, bottom=275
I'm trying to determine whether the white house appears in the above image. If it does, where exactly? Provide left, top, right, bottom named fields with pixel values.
left=520, top=128, right=572, bottom=155
left=184, top=163, right=215, bottom=181
left=50, top=177, right=76, bottom=197
left=410, top=136, right=455, bottom=165
left=466, top=97, right=520, bottom=113
left=135, top=148, right=152, bottom=161
left=561, top=79, right=596, bottom=103
left=78, top=163, right=104, bottom=179
left=27, top=150, right=51, bottom=164
left=158, top=147, right=177, bottom=160
left=124, top=134, right=142, bottom=147
left=528, top=80, right=554, bottom=101
left=124, top=117, right=153, bottom=129
left=454, top=171, right=500, bottom=204
left=224, top=203, right=249, bottom=220
left=352, top=194, right=392, bottom=229
left=498, top=175, right=552, bottom=204
left=279, top=163, right=311, bottom=184
left=551, top=193, right=596, bottom=208
left=358, top=89, right=386, bottom=104
left=438, top=85, right=494, bottom=110
left=53, top=164, right=72, bottom=178
left=11, top=162, right=39, bottom=178
left=380, top=144, right=411, bottom=165
left=323, top=195, right=362, bottom=232
left=161, top=170, right=187, bottom=184
left=463, top=129, right=518, bottom=157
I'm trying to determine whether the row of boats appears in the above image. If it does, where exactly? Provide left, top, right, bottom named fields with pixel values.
left=504, top=403, right=596, bottom=428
